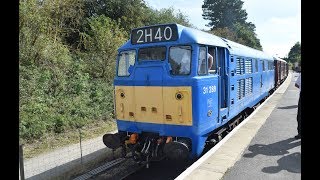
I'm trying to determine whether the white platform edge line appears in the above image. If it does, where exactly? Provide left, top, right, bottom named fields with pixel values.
left=175, top=73, right=292, bottom=180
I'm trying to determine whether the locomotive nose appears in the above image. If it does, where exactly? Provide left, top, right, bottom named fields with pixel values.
left=163, top=138, right=191, bottom=160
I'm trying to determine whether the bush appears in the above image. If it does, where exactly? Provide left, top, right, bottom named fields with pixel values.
left=19, top=59, right=116, bottom=142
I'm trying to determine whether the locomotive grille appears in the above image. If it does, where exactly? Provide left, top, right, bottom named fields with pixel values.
left=236, top=58, right=240, bottom=75
left=245, top=77, right=253, bottom=95
left=245, top=59, right=252, bottom=73
left=236, top=58, right=245, bottom=75
left=237, top=80, right=240, bottom=99
left=237, top=79, right=245, bottom=99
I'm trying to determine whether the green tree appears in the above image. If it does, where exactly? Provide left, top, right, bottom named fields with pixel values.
left=145, top=7, right=193, bottom=27
left=80, top=15, right=127, bottom=81
left=19, top=0, right=85, bottom=65
left=233, top=23, right=262, bottom=50
left=202, top=0, right=247, bottom=29
left=208, top=27, right=241, bottom=42
left=84, top=0, right=149, bottom=34
left=202, top=0, right=262, bottom=50
left=42, top=0, right=85, bottom=44
left=288, top=42, right=301, bottom=64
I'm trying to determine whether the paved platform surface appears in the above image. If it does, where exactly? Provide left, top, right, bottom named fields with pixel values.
left=176, top=71, right=300, bottom=180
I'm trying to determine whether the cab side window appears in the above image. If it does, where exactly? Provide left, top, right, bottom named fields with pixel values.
left=208, top=47, right=216, bottom=74
left=198, top=47, right=207, bottom=75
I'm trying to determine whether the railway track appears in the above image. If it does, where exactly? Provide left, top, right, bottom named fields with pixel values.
left=72, top=154, right=148, bottom=180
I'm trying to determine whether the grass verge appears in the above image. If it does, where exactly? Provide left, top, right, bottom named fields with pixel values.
left=21, top=120, right=117, bottom=159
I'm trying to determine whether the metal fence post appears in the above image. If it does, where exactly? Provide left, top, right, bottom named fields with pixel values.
left=19, top=144, right=25, bottom=180
left=79, top=129, right=83, bottom=164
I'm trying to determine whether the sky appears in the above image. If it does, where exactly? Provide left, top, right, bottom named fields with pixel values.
left=144, top=0, right=301, bottom=58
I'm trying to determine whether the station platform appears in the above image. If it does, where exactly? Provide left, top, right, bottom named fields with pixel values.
left=176, top=72, right=301, bottom=180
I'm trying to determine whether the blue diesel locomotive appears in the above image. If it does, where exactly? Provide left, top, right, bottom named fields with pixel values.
left=103, top=23, right=286, bottom=161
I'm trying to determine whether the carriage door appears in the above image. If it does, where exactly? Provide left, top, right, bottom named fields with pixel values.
left=216, top=47, right=228, bottom=120
left=260, top=60, right=264, bottom=94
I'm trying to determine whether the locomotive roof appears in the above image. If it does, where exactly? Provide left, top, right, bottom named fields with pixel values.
left=119, top=23, right=274, bottom=60
left=222, top=38, right=274, bottom=60
left=273, top=56, right=287, bottom=63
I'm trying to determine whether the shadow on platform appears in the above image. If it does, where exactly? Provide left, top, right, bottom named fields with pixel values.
left=262, top=152, right=301, bottom=174
left=277, top=105, right=298, bottom=109
left=242, top=137, right=300, bottom=158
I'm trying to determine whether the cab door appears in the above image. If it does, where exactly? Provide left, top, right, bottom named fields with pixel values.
left=198, top=46, right=219, bottom=127
left=216, top=47, right=228, bottom=121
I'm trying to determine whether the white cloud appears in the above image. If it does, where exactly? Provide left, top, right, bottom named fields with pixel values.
left=256, top=12, right=301, bottom=57
left=242, top=0, right=301, bottom=57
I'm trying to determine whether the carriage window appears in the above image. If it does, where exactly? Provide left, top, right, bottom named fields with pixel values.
left=271, top=61, right=274, bottom=70
left=266, top=61, right=268, bottom=70
left=169, top=46, right=191, bottom=75
left=262, top=60, right=265, bottom=71
left=198, top=47, right=207, bottom=75
left=268, top=61, right=271, bottom=70
left=118, top=50, right=136, bottom=76
left=255, top=59, right=258, bottom=72
left=264, top=60, right=267, bottom=71
left=138, top=46, right=166, bottom=61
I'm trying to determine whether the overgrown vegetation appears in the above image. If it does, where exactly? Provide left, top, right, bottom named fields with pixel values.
left=19, top=0, right=192, bottom=152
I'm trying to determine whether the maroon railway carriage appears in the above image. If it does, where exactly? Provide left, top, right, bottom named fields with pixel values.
left=274, top=57, right=288, bottom=87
